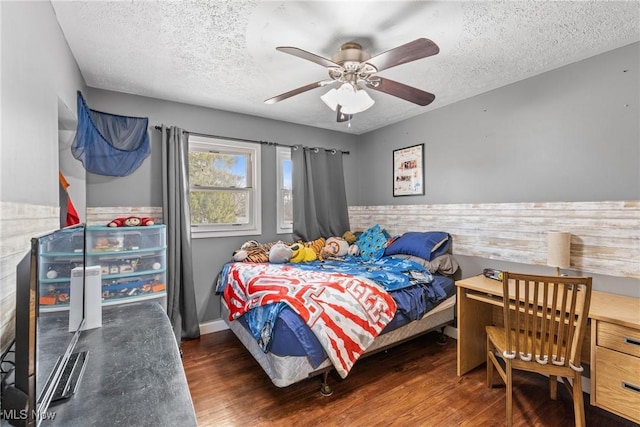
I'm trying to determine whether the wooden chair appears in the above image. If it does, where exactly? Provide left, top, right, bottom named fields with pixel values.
left=486, top=272, right=592, bottom=427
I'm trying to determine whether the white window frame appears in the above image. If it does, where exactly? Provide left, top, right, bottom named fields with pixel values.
left=188, top=135, right=261, bottom=238
left=276, top=146, right=293, bottom=234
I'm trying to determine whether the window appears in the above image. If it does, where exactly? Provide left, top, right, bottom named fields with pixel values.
left=188, top=136, right=261, bottom=238
left=276, top=146, right=292, bottom=234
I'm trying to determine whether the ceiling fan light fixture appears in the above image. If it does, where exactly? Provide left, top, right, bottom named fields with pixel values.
left=320, top=83, right=374, bottom=115
left=320, top=88, right=339, bottom=111
left=349, top=88, right=375, bottom=114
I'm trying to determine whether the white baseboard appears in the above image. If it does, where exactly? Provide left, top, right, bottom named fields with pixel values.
left=199, top=318, right=229, bottom=335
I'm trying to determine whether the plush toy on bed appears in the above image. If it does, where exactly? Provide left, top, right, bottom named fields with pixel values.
left=288, top=237, right=326, bottom=263
left=339, top=231, right=361, bottom=256
left=233, top=240, right=293, bottom=263
left=233, top=240, right=267, bottom=263
left=289, top=243, right=317, bottom=263
left=107, top=216, right=155, bottom=227
left=268, top=241, right=293, bottom=264
left=321, top=237, right=349, bottom=259
left=304, top=237, right=326, bottom=258
left=348, top=243, right=360, bottom=256
left=342, top=230, right=357, bottom=245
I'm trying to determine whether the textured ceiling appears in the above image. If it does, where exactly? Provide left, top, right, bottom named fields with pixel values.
left=51, top=1, right=640, bottom=135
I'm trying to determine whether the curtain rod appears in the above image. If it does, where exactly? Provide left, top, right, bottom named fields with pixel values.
left=153, top=125, right=349, bottom=155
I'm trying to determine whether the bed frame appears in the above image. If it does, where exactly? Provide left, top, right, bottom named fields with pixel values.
left=221, top=294, right=456, bottom=395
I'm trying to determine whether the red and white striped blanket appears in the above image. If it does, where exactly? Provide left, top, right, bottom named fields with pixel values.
left=223, top=263, right=397, bottom=378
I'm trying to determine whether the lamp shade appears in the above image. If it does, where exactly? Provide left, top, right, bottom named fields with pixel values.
left=320, top=88, right=339, bottom=111
left=547, top=231, right=571, bottom=268
left=320, top=83, right=375, bottom=115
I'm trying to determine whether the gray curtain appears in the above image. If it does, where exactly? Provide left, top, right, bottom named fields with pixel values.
left=161, top=125, right=200, bottom=342
left=291, top=145, right=350, bottom=241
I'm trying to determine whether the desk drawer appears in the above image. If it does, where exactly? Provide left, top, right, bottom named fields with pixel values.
left=594, top=346, right=640, bottom=423
left=597, top=321, right=640, bottom=357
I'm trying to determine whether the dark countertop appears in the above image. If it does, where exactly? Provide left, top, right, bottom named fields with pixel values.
left=38, top=302, right=196, bottom=426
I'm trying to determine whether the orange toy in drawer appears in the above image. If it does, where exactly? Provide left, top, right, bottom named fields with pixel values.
left=39, top=295, right=57, bottom=305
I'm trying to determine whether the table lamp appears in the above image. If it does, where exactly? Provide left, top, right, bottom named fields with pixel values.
left=547, top=231, right=571, bottom=276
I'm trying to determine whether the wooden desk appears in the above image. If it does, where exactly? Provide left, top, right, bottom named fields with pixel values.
left=456, top=275, right=640, bottom=423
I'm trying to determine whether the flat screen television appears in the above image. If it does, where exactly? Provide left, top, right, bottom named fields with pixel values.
left=2, top=240, right=39, bottom=426
left=2, top=226, right=87, bottom=427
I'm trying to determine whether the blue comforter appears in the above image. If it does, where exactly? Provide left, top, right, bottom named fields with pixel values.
left=284, top=256, right=434, bottom=291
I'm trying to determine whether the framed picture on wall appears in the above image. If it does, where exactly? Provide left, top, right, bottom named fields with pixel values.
left=393, top=144, right=425, bottom=197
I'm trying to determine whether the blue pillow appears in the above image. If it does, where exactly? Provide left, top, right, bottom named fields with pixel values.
left=356, top=224, right=390, bottom=262
left=383, top=231, right=451, bottom=261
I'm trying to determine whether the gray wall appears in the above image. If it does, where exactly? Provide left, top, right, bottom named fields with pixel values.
left=357, top=42, right=639, bottom=205
left=84, top=89, right=360, bottom=321
left=1, top=1, right=86, bottom=204
left=1, top=1, right=86, bottom=352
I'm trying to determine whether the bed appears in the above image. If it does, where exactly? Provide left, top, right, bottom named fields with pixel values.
left=216, top=230, right=459, bottom=394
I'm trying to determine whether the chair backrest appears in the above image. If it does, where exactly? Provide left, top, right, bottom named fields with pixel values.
left=501, top=272, right=592, bottom=370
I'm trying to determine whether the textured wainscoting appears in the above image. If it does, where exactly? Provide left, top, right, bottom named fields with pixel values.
left=0, top=202, right=59, bottom=353
left=348, top=201, right=640, bottom=279
left=86, top=206, right=163, bottom=226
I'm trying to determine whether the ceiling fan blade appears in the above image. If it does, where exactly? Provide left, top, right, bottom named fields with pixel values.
left=365, top=77, right=435, bottom=106
left=276, top=46, right=341, bottom=68
left=365, top=38, right=439, bottom=72
left=264, top=80, right=333, bottom=104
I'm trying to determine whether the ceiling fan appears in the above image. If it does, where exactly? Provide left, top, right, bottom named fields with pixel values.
left=264, top=38, right=440, bottom=122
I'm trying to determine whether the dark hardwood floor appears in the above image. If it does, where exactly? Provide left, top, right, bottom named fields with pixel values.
left=181, top=330, right=637, bottom=427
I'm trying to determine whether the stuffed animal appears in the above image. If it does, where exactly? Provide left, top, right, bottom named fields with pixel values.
left=288, top=237, right=326, bottom=262
left=289, top=243, right=304, bottom=263
left=342, top=231, right=357, bottom=245
left=348, top=244, right=360, bottom=256
left=240, top=240, right=260, bottom=250
left=233, top=240, right=267, bottom=263
left=269, top=241, right=293, bottom=263
left=303, top=237, right=326, bottom=258
left=321, top=237, right=349, bottom=258
left=233, top=240, right=292, bottom=263
left=108, top=216, right=155, bottom=227
left=289, top=243, right=317, bottom=263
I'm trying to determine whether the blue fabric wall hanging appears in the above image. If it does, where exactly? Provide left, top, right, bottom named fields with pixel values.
left=72, top=91, right=150, bottom=176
